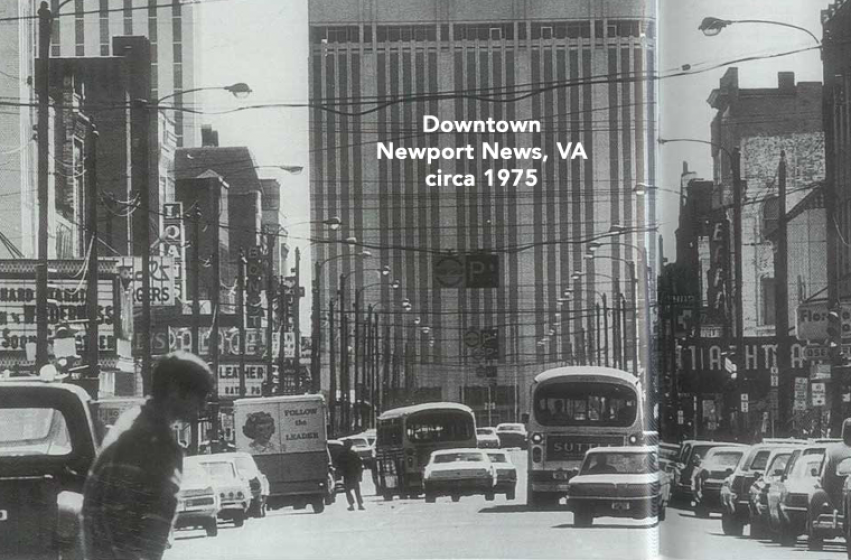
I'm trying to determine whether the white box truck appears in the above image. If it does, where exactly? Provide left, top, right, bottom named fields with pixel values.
left=233, top=394, right=330, bottom=513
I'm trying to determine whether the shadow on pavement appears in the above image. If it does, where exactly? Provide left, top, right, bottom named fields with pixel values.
left=552, top=522, right=658, bottom=530
left=477, top=504, right=536, bottom=514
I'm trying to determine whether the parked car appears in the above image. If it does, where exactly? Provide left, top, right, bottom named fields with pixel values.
left=720, top=441, right=803, bottom=536
left=485, top=449, right=517, bottom=500
left=767, top=444, right=829, bottom=547
left=495, top=423, right=527, bottom=449
left=673, top=440, right=740, bottom=504
left=422, top=448, right=497, bottom=503
left=0, top=380, right=100, bottom=560
left=219, top=451, right=270, bottom=518
left=747, top=447, right=796, bottom=539
left=188, top=455, right=252, bottom=527
left=838, top=456, right=851, bottom=558
left=807, top=437, right=851, bottom=551
left=692, top=446, right=747, bottom=518
left=476, top=427, right=501, bottom=449
left=175, top=459, right=221, bottom=537
left=566, top=446, right=665, bottom=526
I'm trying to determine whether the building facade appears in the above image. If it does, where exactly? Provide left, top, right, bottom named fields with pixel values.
left=308, top=0, right=656, bottom=422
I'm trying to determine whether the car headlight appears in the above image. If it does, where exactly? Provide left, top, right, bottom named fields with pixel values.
left=237, top=491, right=244, bottom=499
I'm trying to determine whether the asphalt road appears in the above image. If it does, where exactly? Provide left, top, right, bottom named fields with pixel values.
left=661, top=506, right=851, bottom=559
left=165, top=449, right=659, bottom=560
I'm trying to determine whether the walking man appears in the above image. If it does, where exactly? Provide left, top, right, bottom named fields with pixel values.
left=337, top=439, right=365, bottom=511
left=82, top=351, right=214, bottom=560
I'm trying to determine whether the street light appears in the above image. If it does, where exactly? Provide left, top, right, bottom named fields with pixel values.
left=698, top=16, right=820, bottom=45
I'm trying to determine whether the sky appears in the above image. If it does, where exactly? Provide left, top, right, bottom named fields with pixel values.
left=196, top=0, right=825, bottom=321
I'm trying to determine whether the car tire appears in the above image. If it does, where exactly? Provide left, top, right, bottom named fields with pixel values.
left=721, top=512, right=743, bottom=536
left=694, top=502, right=710, bottom=519
left=778, top=526, right=797, bottom=547
left=658, top=504, right=667, bottom=522
left=485, top=492, right=495, bottom=502
left=425, top=493, right=436, bottom=504
left=574, top=508, right=594, bottom=528
left=382, top=491, right=394, bottom=502
left=451, top=494, right=461, bottom=503
left=205, top=519, right=218, bottom=537
left=749, top=518, right=767, bottom=539
left=312, top=500, right=326, bottom=514
left=807, top=525, right=823, bottom=551
left=232, top=511, right=244, bottom=528
left=506, top=489, right=516, bottom=501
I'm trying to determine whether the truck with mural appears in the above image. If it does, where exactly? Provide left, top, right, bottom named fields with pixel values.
left=233, top=394, right=330, bottom=513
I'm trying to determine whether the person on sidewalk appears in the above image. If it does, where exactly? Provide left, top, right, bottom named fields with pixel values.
left=81, top=351, right=214, bottom=560
left=337, top=439, right=365, bottom=511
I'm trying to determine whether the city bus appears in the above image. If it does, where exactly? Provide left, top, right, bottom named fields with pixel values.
left=374, top=402, right=477, bottom=500
left=525, top=366, right=648, bottom=509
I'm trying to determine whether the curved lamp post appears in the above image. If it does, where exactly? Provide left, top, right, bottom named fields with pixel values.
left=698, top=16, right=820, bottom=45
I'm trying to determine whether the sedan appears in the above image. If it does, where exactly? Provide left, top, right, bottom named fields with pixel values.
left=485, top=450, right=517, bottom=500
left=495, top=423, right=528, bottom=449
left=423, top=449, right=497, bottom=503
left=566, top=446, right=664, bottom=527
left=175, top=460, right=221, bottom=537
left=476, top=427, right=501, bottom=449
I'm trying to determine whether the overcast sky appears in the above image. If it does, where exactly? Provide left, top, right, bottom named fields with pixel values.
left=197, top=0, right=824, bottom=308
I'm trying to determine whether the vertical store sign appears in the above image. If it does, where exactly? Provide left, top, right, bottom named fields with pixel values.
left=161, top=203, right=186, bottom=302
left=246, top=245, right=264, bottom=328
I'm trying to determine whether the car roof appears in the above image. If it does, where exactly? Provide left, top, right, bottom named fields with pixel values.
left=378, top=401, right=473, bottom=420
left=431, top=448, right=485, bottom=455
left=681, top=440, right=745, bottom=447
left=233, top=394, right=325, bottom=405
left=704, top=446, right=747, bottom=456
left=533, top=366, right=638, bottom=385
left=496, top=423, right=524, bottom=428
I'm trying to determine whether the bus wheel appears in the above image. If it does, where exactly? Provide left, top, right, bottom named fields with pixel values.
left=311, top=499, right=326, bottom=514
left=425, top=493, right=436, bottom=503
left=382, top=491, right=394, bottom=502
left=574, top=508, right=594, bottom=528
left=485, top=492, right=495, bottom=502
left=451, top=494, right=461, bottom=503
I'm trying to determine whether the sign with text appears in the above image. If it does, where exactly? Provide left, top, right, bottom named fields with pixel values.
left=161, top=203, right=186, bottom=301
left=167, top=327, right=279, bottom=357
left=119, top=256, right=176, bottom=307
left=218, top=362, right=265, bottom=398
left=0, top=279, right=116, bottom=353
left=434, top=253, right=500, bottom=289
left=796, top=301, right=851, bottom=342
left=246, top=245, right=265, bottom=327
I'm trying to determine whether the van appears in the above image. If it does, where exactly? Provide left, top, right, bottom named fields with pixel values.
left=233, top=394, right=329, bottom=513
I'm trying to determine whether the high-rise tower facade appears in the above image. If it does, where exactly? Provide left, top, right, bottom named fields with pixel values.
left=309, top=0, right=656, bottom=424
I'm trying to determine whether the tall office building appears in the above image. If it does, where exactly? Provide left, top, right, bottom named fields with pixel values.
left=309, top=0, right=656, bottom=424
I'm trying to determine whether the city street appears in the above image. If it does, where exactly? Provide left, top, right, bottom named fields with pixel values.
left=166, top=450, right=659, bottom=560
left=661, top=508, right=849, bottom=559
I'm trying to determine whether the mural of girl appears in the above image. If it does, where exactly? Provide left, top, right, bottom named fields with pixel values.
left=242, top=411, right=279, bottom=454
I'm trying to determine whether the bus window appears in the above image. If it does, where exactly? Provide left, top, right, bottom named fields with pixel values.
left=534, top=382, right=637, bottom=427
left=405, top=412, right=474, bottom=443
left=378, top=418, right=403, bottom=446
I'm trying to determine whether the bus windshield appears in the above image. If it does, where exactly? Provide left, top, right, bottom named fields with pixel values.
left=406, top=411, right=474, bottom=444
left=533, top=381, right=638, bottom=427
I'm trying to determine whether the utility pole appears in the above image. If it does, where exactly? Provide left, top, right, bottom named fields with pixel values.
left=775, top=151, right=790, bottom=435
left=277, top=277, right=287, bottom=393
left=135, top=97, right=153, bottom=395
left=732, top=148, right=745, bottom=433
left=595, top=303, right=601, bottom=365
left=613, top=292, right=621, bottom=369
left=353, top=294, right=361, bottom=429
left=210, top=238, right=221, bottom=451
left=189, top=205, right=201, bottom=453
left=329, top=299, right=336, bottom=437
left=628, top=261, right=639, bottom=376
left=293, top=247, right=301, bottom=390
left=621, top=294, right=629, bottom=369
left=36, top=2, right=51, bottom=372
left=266, top=232, right=275, bottom=395
left=311, top=261, right=321, bottom=393
left=86, top=123, right=100, bottom=378
left=339, top=274, right=349, bottom=433
left=602, top=294, right=609, bottom=367
left=237, top=251, right=246, bottom=398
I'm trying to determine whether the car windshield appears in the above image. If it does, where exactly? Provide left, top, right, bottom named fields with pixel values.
left=497, top=424, right=523, bottom=432
left=477, top=428, right=495, bottom=436
left=790, top=451, right=825, bottom=479
left=198, top=461, right=236, bottom=481
left=433, top=452, right=485, bottom=464
left=689, top=445, right=718, bottom=466
left=0, top=407, right=73, bottom=457
left=704, top=452, right=743, bottom=470
left=766, top=453, right=792, bottom=475
left=487, top=453, right=508, bottom=463
left=406, top=411, right=474, bottom=444
left=533, top=382, right=638, bottom=427
left=182, top=462, right=209, bottom=483
left=346, top=438, right=369, bottom=448
left=580, top=452, right=655, bottom=475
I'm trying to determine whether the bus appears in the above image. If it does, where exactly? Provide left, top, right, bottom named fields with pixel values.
left=374, top=402, right=477, bottom=500
left=525, top=366, right=648, bottom=509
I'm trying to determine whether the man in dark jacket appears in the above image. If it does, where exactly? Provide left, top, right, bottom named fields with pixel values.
left=337, top=439, right=365, bottom=511
left=82, top=352, right=214, bottom=560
